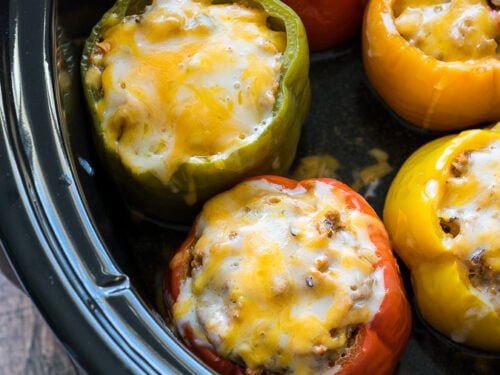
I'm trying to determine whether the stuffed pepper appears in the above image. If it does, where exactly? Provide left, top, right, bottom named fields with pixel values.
left=384, top=123, right=500, bottom=351
left=81, top=0, right=310, bottom=224
left=166, top=176, right=412, bottom=374
left=362, top=0, right=500, bottom=132
left=281, top=0, right=367, bottom=51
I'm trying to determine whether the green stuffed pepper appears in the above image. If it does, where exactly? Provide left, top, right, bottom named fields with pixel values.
left=81, top=0, right=310, bottom=224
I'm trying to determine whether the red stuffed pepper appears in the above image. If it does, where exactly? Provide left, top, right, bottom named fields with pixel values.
left=281, top=0, right=367, bottom=51
left=166, top=176, right=411, bottom=374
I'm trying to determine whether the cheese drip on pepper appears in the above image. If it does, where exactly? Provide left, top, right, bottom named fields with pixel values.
left=394, top=0, right=500, bottom=61
left=173, top=179, right=385, bottom=374
left=438, top=139, right=500, bottom=314
left=91, top=0, right=285, bottom=182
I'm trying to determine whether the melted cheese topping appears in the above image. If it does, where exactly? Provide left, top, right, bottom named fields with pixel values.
left=173, top=179, right=385, bottom=374
left=394, top=0, right=500, bottom=61
left=90, top=0, right=285, bottom=182
left=438, top=139, right=500, bottom=316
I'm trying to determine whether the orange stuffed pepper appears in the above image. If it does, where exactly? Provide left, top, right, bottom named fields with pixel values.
left=363, top=0, right=500, bottom=132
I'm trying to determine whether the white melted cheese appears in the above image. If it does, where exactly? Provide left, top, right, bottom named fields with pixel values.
left=172, top=179, right=385, bottom=374
left=93, top=0, right=285, bottom=182
left=439, top=139, right=500, bottom=315
left=394, top=0, right=500, bottom=61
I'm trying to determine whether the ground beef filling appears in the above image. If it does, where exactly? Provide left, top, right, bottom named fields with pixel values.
left=394, top=0, right=500, bottom=62
left=438, top=142, right=500, bottom=312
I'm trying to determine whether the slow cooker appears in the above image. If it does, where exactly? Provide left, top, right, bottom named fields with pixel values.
left=0, top=0, right=209, bottom=372
left=1, top=0, right=499, bottom=374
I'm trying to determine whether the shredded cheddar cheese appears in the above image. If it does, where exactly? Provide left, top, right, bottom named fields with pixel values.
left=438, top=139, right=500, bottom=314
left=292, top=154, right=341, bottom=180
left=90, top=0, right=285, bottom=182
left=173, top=179, right=385, bottom=374
left=394, top=0, right=500, bottom=61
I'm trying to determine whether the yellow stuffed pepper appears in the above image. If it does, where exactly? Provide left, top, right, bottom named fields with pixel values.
left=383, top=123, right=500, bottom=351
left=363, top=0, right=500, bottom=132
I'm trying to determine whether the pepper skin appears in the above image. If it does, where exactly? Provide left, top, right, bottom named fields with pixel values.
left=362, top=0, right=500, bottom=132
left=166, top=176, right=412, bottom=375
left=80, top=0, right=310, bottom=224
left=281, top=0, right=367, bottom=52
left=383, top=124, right=500, bottom=351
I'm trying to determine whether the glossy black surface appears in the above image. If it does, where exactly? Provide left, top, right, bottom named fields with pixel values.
left=0, top=0, right=499, bottom=374
left=0, top=0, right=209, bottom=373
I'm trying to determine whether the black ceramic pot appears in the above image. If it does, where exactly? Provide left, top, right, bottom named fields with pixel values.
left=0, top=0, right=209, bottom=373
left=1, top=1, right=499, bottom=374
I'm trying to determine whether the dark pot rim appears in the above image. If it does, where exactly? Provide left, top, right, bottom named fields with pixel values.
left=0, top=0, right=210, bottom=373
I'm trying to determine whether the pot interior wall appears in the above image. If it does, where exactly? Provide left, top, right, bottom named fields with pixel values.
left=54, top=1, right=500, bottom=374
